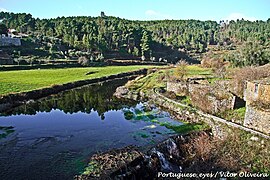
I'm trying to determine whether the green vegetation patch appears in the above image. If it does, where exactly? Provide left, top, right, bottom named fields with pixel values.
left=82, top=160, right=101, bottom=177
left=186, top=65, right=212, bottom=76
left=159, top=122, right=210, bottom=134
left=179, top=96, right=192, bottom=106
left=124, top=107, right=159, bottom=121
left=124, top=110, right=134, bottom=120
left=0, top=126, right=15, bottom=139
left=216, top=126, right=270, bottom=173
left=0, top=66, right=151, bottom=96
left=126, top=66, right=212, bottom=96
left=217, top=107, right=246, bottom=124
left=136, top=132, right=150, bottom=139
left=127, top=70, right=167, bottom=92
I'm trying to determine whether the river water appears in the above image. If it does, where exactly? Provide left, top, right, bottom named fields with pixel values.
left=0, top=78, right=183, bottom=179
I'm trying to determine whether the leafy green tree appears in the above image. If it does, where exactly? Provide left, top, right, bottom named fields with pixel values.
left=227, top=41, right=270, bottom=67
left=82, top=34, right=89, bottom=50
left=0, top=23, right=8, bottom=35
left=140, top=30, right=151, bottom=58
left=133, top=47, right=139, bottom=56
left=49, top=45, right=58, bottom=54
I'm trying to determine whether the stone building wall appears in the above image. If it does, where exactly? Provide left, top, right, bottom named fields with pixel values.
left=0, top=37, right=21, bottom=46
left=244, top=80, right=270, bottom=105
left=243, top=79, right=270, bottom=135
left=244, top=105, right=270, bottom=135
left=189, top=84, right=235, bottom=114
left=167, top=81, right=236, bottom=114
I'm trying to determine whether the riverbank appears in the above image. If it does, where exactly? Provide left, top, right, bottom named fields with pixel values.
left=109, top=67, right=270, bottom=176
left=77, top=127, right=270, bottom=179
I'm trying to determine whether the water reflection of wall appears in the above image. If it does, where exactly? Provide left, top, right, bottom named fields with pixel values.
left=2, top=79, right=137, bottom=117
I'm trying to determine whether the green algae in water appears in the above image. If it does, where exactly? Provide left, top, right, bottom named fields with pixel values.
left=83, top=160, right=101, bottom=176
left=0, top=126, right=15, bottom=139
left=125, top=103, right=208, bottom=136
left=134, top=109, right=158, bottom=121
left=124, top=110, right=134, bottom=120
left=137, top=132, right=150, bottom=138
left=131, top=131, right=154, bottom=141
left=151, top=119, right=159, bottom=123
left=141, top=133, right=150, bottom=138
left=123, top=105, right=158, bottom=121
left=159, top=122, right=209, bottom=134
left=149, top=139, right=156, bottom=145
left=69, top=157, right=87, bottom=175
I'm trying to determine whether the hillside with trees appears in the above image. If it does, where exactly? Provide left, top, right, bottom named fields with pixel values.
left=0, top=12, right=269, bottom=66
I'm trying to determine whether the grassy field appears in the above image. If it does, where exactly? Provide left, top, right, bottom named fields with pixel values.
left=186, top=65, right=212, bottom=76
left=127, top=65, right=212, bottom=92
left=0, top=66, right=152, bottom=96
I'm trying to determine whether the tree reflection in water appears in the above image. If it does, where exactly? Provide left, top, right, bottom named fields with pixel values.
left=1, top=79, right=137, bottom=118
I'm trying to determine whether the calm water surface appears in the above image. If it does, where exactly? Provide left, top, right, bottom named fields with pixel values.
left=0, top=79, right=182, bottom=180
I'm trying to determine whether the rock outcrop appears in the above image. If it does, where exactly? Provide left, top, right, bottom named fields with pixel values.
left=76, top=131, right=213, bottom=179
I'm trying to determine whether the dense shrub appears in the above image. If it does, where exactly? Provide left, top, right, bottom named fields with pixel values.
left=174, top=60, right=188, bottom=81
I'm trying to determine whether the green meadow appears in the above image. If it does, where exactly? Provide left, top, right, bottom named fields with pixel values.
left=0, top=66, right=151, bottom=96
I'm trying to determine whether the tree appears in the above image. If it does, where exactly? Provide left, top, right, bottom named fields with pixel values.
left=14, top=57, right=23, bottom=65
left=174, top=60, right=188, bottom=81
left=82, top=34, right=90, bottom=50
left=133, top=47, right=139, bottom=56
left=140, top=30, right=151, bottom=58
left=0, top=23, right=8, bottom=35
left=26, top=57, right=36, bottom=66
left=90, top=55, right=94, bottom=62
left=96, top=53, right=104, bottom=61
left=78, top=56, right=89, bottom=66
left=228, top=41, right=270, bottom=67
left=1, top=11, right=269, bottom=64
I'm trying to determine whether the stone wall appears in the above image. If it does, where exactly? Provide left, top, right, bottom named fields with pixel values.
left=167, top=81, right=237, bottom=114
left=244, top=81, right=270, bottom=105
left=115, top=87, right=229, bottom=139
left=0, top=37, right=21, bottom=46
left=243, top=80, right=270, bottom=134
left=166, top=81, right=188, bottom=96
left=189, top=84, right=235, bottom=114
left=244, top=105, right=270, bottom=135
